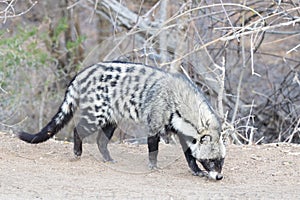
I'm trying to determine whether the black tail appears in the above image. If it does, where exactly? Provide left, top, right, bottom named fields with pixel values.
left=18, top=80, right=78, bottom=144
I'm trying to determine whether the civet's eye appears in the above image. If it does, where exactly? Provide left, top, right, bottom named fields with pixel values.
left=192, top=138, right=197, bottom=144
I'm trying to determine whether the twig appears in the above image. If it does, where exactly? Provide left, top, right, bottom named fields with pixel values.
left=67, top=0, right=83, bottom=9
left=220, top=15, right=300, bottom=41
left=159, top=0, right=168, bottom=64
left=293, top=72, right=300, bottom=86
left=0, top=86, right=8, bottom=94
left=222, top=121, right=243, bottom=145
left=255, top=136, right=264, bottom=145
left=286, top=43, right=300, bottom=54
left=231, top=60, right=244, bottom=124
left=246, top=100, right=256, bottom=145
left=162, top=7, right=300, bottom=66
left=287, top=118, right=300, bottom=143
left=0, top=116, right=28, bottom=128
left=215, top=57, right=225, bottom=118
left=38, top=85, right=47, bottom=130
left=145, top=3, right=265, bottom=61
left=142, top=0, right=161, bottom=18
left=231, top=0, right=247, bottom=125
left=219, top=0, right=238, bottom=41
left=0, top=0, right=38, bottom=24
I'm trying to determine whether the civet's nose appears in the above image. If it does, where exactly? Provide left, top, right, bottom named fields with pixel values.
left=216, top=173, right=223, bottom=180
left=208, top=171, right=223, bottom=181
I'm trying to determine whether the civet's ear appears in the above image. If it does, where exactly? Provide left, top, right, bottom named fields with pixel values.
left=200, top=134, right=212, bottom=144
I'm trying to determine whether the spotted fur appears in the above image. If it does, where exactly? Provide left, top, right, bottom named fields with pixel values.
left=18, top=61, right=225, bottom=179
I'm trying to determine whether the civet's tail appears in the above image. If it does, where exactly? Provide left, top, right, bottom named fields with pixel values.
left=18, top=79, right=79, bottom=144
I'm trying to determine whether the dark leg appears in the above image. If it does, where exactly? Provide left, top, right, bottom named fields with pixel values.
left=183, top=148, right=207, bottom=176
left=97, top=124, right=116, bottom=162
left=178, top=134, right=206, bottom=176
left=147, top=134, right=160, bottom=169
left=73, top=116, right=97, bottom=158
left=73, top=128, right=83, bottom=158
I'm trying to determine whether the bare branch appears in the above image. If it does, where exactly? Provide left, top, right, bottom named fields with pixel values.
left=0, top=0, right=37, bottom=23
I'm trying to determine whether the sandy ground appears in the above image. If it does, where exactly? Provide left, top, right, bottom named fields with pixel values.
left=0, top=131, right=300, bottom=199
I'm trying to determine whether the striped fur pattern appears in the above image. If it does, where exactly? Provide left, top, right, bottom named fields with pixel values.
left=18, top=61, right=225, bottom=180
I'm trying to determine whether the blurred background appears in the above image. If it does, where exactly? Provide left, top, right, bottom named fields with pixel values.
left=0, top=0, right=299, bottom=144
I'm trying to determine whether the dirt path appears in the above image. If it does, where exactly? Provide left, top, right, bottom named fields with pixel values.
left=0, top=132, right=300, bottom=199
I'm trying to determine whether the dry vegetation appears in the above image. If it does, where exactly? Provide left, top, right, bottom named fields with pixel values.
left=0, top=0, right=299, bottom=144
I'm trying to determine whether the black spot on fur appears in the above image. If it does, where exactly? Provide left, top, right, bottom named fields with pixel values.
left=115, top=67, right=121, bottom=73
left=129, top=99, right=136, bottom=106
left=81, top=109, right=96, bottom=121
left=139, top=72, right=156, bottom=102
left=105, top=66, right=114, bottom=72
left=103, top=86, right=109, bottom=93
left=95, top=105, right=101, bottom=112
left=110, top=81, right=117, bottom=87
left=115, top=100, right=119, bottom=112
left=139, top=68, right=146, bottom=75
left=81, top=80, right=91, bottom=94
left=133, top=84, right=139, bottom=91
left=134, top=108, right=139, bottom=119
left=96, top=94, right=101, bottom=100
left=106, top=74, right=113, bottom=80
left=99, top=75, right=104, bottom=82
left=96, top=114, right=106, bottom=119
left=175, top=110, right=182, bottom=117
left=126, top=66, right=135, bottom=73
left=112, top=90, right=117, bottom=98
left=80, top=67, right=98, bottom=84
left=88, top=97, right=94, bottom=103
left=123, top=102, right=129, bottom=112
left=147, top=115, right=151, bottom=124
left=134, top=76, right=140, bottom=82
left=120, top=75, right=129, bottom=88
left=128, top=76, right=132, bottom=84
left=93, top=76, right=97, bottom=85
left=96, top=86, right=108, bottom=93
left=102, top=95, right=110, bottom=103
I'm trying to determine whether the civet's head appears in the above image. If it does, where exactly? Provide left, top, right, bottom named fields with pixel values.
left=190, top=133, right=225, bottom=180
left=172, top=112, right=225, bottom=180
left=170, top=81, right=226, bottom=180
